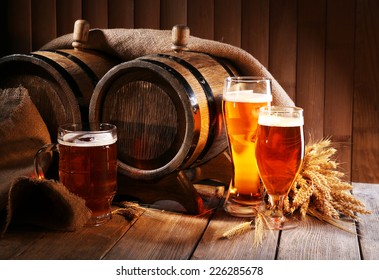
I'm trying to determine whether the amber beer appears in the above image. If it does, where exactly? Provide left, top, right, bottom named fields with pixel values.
left=57, top=123, right=117, bottom=226
left=222, top=89, right=272, bottom=215
left=255, top=108, right=304, bottom=196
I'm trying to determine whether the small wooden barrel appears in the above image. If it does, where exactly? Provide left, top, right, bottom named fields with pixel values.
left=0, top=49, right=120, bottom=138
left=90, top=51, right=239, bottom=181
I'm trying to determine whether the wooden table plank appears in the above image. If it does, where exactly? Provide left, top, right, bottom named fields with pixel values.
left=353, top=182, right=379, bottom=260
left=191, top=208, right=279, bottom=260
left=104, top=209, right=212, bottom=260
left=5, top=213, right=137, bottom=260
left=104, top=189, right=223, bottom=260
left=0, top=226, right=45, bottom=259
left=277, top=215, right=360, bottom=260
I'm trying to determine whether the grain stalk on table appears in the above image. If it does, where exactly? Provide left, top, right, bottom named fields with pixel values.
left=112, top=201, right=144, bottom=221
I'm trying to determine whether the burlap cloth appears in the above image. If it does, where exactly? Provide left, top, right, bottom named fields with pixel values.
left=0, top=87, right=91, bottom=234
left=41, top=27, right=294, bottom=107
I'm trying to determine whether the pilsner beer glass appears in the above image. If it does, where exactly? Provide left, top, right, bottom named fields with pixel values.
left=222, top=77, right=272, bottom=217
left=255, top=106, right=304, bottom=229
left=35, top=123, right=118, bottom=226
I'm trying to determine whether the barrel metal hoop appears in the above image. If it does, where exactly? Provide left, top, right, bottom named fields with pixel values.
left=30, top=53, right=88, bottom=122
left=152, top=53, right=218, bottom=163
left=139, top=58, right=200, bottom=166
left=48, top=50, right=99, bottom=87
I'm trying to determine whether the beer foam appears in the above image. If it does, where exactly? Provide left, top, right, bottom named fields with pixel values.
left=223, top=90, right=272, bottom=103
left=59, top=132, right=116, bottom=146
left=258, top=114, right=304, bottom=127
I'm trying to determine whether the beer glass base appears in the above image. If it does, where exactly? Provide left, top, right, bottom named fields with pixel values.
left=266, top=215, right=299, bottom=230
left=85, top=212, right=112, bottom=227
left=224, top=199, right=266, bottom=217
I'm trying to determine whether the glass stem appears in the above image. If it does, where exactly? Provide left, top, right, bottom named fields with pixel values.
left=268, top=194, right=286, bottom=228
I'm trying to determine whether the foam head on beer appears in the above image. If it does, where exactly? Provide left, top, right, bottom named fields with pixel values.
left=59, top=132, right=117, bottom=146
left=258, top=108, right=304, bottom=127
left=223, top=90, right=273, bottom=103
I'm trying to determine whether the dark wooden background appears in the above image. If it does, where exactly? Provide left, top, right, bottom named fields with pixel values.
left=0, top=0, right=378, bottom=183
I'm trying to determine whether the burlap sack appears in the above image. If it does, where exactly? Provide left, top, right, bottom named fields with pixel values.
left=41, top=27, right=294, bottom=107
left=0, top=87, right=51, bottom=211
left=0, top=87, right=90, bottom=232
left=5, top=177, right=91, bottom=233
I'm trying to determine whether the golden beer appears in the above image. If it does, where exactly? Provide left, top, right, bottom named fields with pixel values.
left=222, top=89, right=272, bottom=215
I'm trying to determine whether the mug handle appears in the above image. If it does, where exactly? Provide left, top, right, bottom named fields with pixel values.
left=34, top=143, right=58, bottom=179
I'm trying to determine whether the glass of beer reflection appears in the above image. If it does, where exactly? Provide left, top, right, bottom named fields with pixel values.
left=255, top=106, right=304, bottom=229
left=222, top=77, right=272, bottom=217
left=34, top=123, right=118, bottom=226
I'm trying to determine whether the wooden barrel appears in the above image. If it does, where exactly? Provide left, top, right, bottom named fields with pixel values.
left=0, top=49, right=120, bottom=138
left=90, top=51, right=239, bottom=181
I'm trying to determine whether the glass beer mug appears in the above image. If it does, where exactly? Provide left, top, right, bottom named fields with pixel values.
left=34, top=123, right=118, bottom=226
left=222, top=77, right=272, bottom=217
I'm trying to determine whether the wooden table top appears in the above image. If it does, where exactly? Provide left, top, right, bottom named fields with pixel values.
left=0, top=182, right=378, bottom=260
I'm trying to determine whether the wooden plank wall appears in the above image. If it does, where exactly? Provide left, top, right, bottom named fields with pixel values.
left=0, top=0, right=378, bottom=184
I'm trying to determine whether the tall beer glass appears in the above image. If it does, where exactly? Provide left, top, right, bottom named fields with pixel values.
left=222, top=77, right=272, bottom=217
left=35, top=123, right=118, bottom=226
left=255, top=106, right=304, bottom=229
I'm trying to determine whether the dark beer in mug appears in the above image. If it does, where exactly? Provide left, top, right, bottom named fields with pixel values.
left=58, top=124, right=117, bottom=226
